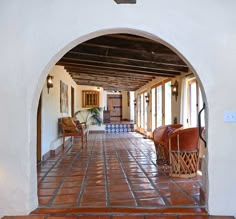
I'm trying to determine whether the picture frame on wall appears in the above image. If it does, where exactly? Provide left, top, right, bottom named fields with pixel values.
left=60, top=80, right=68, bottom=113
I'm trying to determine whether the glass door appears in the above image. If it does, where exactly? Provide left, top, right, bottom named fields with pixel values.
left=164, top=81, right=172, bottom=125
left=186, top=78, right=204, bottom=127
left=151, top=80, right=172, bottom=131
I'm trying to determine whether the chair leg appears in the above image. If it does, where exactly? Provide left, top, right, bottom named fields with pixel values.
left=63, top=135, right=65, bottom=148
left=81, top=135, right=83, bottom=148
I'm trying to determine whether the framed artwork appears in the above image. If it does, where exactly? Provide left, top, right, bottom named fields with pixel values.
left=60, top=81, right=68, bottom=113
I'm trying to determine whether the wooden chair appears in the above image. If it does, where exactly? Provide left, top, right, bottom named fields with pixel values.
left=153, top=124, right=183, bottom=164
left=168, top=127, right=200, bottom=178
left=59, top=117, right=88, bottom=148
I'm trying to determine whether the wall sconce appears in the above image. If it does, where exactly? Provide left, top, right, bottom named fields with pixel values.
left=145, top=93, right=149, bottom=103
left=47, top=75, right=54, bottom=94
left=133, top=99, right=137, bottom=106
left=171, top=80, right=178, bottom=101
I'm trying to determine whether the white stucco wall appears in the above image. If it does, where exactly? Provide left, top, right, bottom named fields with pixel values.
left=41, top=65, right=77, bottom=156
left=0, top=0, right=236, bottom=217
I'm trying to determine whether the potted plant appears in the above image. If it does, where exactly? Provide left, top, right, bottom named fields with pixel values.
left=74, top=107, right=103, bottom=126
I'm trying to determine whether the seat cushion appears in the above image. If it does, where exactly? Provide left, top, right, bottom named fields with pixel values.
left=62, top=117, right=76, bottom=126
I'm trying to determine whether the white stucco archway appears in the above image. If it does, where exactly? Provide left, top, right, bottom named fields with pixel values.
left=1, top=1, right=236, bottom=217
left=33, top=27, right=209, bottom=210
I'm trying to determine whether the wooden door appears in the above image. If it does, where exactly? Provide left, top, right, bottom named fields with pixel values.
left=107, top=94, right=122, bottom=122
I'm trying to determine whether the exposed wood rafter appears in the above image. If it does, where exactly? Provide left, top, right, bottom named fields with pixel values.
left=56, top=34, right=188, bottom=91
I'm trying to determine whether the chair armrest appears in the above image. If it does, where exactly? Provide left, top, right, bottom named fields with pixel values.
left=63, top=126, right=79, bottom=132
left=77, top=122, right=87, bottom=129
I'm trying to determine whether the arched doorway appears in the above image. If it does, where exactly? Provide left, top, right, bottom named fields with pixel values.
left=35, top=30, right=208, bottom=213
left=2, top=2, right=236, bottom=217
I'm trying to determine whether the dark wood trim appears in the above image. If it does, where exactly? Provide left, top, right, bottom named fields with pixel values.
left=71, top=86, right=75, bottom=117
left=37, top=94, right=42, bottom=163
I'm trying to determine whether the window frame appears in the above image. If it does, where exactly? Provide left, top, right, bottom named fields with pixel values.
left=82, top=90, right=99, bottom=108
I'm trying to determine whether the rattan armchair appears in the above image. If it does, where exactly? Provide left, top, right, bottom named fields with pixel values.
left=168, top=127, right=201, bottom=178
left=153, top=124, right=183, bottom=164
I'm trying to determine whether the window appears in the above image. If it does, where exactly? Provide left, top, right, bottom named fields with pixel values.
left=183, top=78, right=205, bottom=127
left=151, top=80, right=172, bottom=131
left=137, top=91, right=148, bottom=130
left=164, top=81, right=172, bottom=125
left=82, top=90, right=99, bottom=108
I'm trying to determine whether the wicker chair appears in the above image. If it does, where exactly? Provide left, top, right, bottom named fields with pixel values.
left=153, top=124, right=183, bottom=164
left=168, top=127, right=200, bottom=178
left=59, top=117, right=88, bottom=148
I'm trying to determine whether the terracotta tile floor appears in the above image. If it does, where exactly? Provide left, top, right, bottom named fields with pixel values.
left=37, top=132, right=205, bottom=209
left=3, top=133, right=235, bottom=218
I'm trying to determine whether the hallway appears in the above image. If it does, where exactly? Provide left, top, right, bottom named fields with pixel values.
left=37, top=132, right=204, bottom=209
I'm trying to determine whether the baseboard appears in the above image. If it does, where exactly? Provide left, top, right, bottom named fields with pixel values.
left=42, top=150, right=50, bottom=161
left=42, top=137, right=71, bottom=161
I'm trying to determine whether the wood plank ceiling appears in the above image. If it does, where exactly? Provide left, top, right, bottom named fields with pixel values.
left=56, top=34, right=189, bottom=91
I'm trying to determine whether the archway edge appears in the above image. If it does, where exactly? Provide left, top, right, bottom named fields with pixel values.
left=32, top=25, right=208, bottom=204
left=1, top=1, right=236, bottom=217
left=35, top=27, right=208, bottom=108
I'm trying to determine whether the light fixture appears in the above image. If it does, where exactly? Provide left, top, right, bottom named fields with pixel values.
left=47, top=75, right=54, bottom=94
left=171, top=80, right=178, bottom=101
left=114, top=0, right=136, bottom=4
left=145, top=93, right=149, bottom=103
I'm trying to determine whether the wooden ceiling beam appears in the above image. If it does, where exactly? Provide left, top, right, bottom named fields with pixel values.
left=68, top=69, right=155, bottom=80
left=58, top=59, right=183, bottom=75
left=70, top=73, right=151, bottom=83
left=74, top=80, right=140, bottom=91
left=64, top=66, right=159, bottom=78
left=61, top=53, right=188, bottom=72
left=73, top=77, right=146, bottom=86
left=76, top=80, right=135, bottom=87
left=85, top=35, right=174, bottom=54
left=59, top=62, right=177, bottom=77
left=72, top=44, right=187, bottom=66
left=74, top=78, right=144, bottom=85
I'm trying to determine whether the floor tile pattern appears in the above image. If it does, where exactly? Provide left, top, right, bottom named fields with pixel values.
left=3, top=214, right=234, bottom=219
left=2, top=215, right=235, bottom=219
left=37, top=133, right=204, bottom=209
left=105, top=124, right=134, bottom=132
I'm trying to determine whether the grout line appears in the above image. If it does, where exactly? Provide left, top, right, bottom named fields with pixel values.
left=120, top=134, right=171, bottom=206
left=114, top=142, right=140, bottom=207
left=170, top=179, right=205, bottom=207
left=102, top=134, right=110, bottom=207
left=76, top=135, right=97, bottom=206
left=47, top=143, right=84, bottom=206
left=38, top=141, right=74, bottom=185
left=127, top=132, right=206, bottom=208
